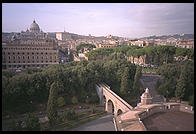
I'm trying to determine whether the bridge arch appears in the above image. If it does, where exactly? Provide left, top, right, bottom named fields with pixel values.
left=117, top=109, right=123, bottom=116
left=96, top=83, right=133, bottom=117
left=107, top=99, right=114, bottom=114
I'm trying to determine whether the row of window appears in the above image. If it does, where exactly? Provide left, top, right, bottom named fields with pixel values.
left=8, top=60, right=57, bottom=63
left=3, top=47, right=53, bottom=50
left=7, top=55, right=57, bottom=60
left=4, top=52, right=57, bottom=55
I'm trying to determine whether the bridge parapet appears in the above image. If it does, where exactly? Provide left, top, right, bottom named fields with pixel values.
left=101, top=83, right=133, bottom=110
left=96, top=83, right=133, bottom=117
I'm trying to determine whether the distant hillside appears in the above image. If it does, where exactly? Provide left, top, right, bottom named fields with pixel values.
left=140, top=34, right=194, bottom=40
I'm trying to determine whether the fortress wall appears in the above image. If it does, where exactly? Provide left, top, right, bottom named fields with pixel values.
left=138, top=105, right=166, bottom=120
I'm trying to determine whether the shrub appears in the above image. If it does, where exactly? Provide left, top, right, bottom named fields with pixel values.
left=24, top=113, right=40, bottom=131
left=57, top=97, right=65, bottom=107
left=90, top=105, right=96, bottom=114
left=61, top=109, right=78, bottom=121
left=71, top=96, right=78, bottom=104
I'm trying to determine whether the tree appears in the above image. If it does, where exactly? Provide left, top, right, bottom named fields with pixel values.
left=47, top=82, right=58, bottom=127
left=175, top=66, right=186, bottom=101
left=25, top=113, right=40, bottom=131
left=133, top=66, right=142, bottom=96
left=120, top=67, right=129, bottom=95
left=175, top=60, right=194, bottom=101
left=57, top=97, right=65, bottom=107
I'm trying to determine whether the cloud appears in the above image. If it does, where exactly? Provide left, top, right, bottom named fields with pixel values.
left=2, top=3, right=194, bottom=38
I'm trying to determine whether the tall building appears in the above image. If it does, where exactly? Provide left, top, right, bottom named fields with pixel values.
left=2, top=20, right=60, bottom=69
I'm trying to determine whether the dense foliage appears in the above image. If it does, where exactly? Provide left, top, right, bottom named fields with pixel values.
left=86, top=45, right=194, bottom=65
left=157, top=60, right=194, bottom=104
left=2, top=57, right=137, bottom=115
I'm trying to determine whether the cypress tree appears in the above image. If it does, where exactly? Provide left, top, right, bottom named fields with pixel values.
left=120, top=67, right=129, bottom=95
left=133, top=66, right=142, bottom=96
left=47, top=81, right=58, bottom=127
left=175, top=65, right=186, bottom=101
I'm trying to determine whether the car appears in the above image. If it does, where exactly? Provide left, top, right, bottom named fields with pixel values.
left=15, top=69, right=22, bottom=73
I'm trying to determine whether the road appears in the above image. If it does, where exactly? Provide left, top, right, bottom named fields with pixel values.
left=69, top=114, right=115, bottom=131
left=140, top=73, right=164, bottom=103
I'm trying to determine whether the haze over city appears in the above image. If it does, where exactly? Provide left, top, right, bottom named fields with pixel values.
left=2, top=3, right=194, bottom=38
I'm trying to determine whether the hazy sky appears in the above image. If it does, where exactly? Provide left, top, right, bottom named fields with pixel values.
left=2, top=3, right=194, bottom=38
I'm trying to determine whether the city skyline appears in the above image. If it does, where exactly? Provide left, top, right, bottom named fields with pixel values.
left=2, top=3, right=194, bottom=38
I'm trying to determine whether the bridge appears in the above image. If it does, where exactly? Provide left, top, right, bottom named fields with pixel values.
left=96, top=83, right=133, bottom=117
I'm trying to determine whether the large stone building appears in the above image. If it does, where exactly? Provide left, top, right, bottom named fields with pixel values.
left=2, top=20, right=59, bottom=69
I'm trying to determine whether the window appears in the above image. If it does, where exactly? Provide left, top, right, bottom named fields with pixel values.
left=8, top=56, right=11, bottom=59
left=27, top=56, right=29, bottom=59
left=32, top=52, right=34, bottom=55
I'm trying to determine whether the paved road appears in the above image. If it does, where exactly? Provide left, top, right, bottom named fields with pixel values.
left=69, top=114, right=115, bottom=131
left=140, top=73, right=164, bottom=103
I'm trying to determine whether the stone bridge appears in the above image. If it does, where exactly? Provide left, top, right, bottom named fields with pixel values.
left=96, top=83, right=133, bottom=117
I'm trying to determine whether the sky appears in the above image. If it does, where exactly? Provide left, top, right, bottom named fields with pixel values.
left=2, top=3, right=194, bottom=38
